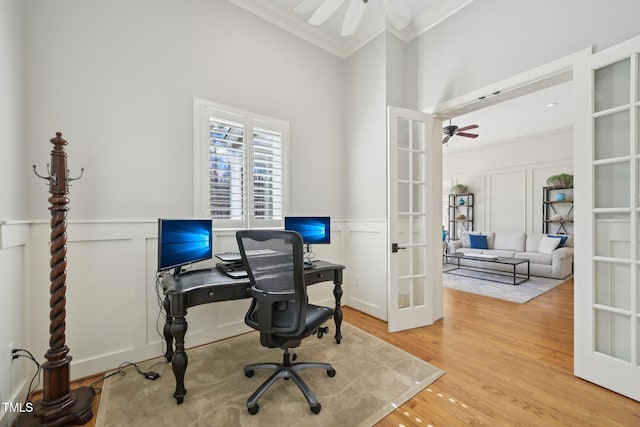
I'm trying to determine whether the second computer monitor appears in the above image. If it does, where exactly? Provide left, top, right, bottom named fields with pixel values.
left=284, top=216, right=330, bottom=247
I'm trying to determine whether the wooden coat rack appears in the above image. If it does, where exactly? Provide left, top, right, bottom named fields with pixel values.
left=17, top=132, right=93, bottom=426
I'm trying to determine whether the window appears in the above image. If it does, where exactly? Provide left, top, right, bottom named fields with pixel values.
left=194, top=99, right=289, bottom=229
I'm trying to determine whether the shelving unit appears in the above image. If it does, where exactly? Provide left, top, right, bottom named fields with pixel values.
left=543, top=186, right=574, bottom=234
left=448, top=193, right=474, bottom=239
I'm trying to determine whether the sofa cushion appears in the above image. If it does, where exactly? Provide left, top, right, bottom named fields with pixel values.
left=460, top=231, right=482, bottom=248
left=493, top=233, right=525, bottom=252
left=516, top=251, right=553, bottom=265
left=469, top=234, right=489, bottom=249
left=539, top=236, right=561, bottom=254
left=526, top=234, right=544, bottom=252
left=458, top=248, right=484, bottom=255
left=547, top=234, right=569, bottom=248
left=460, top=231, right=495, bottom=248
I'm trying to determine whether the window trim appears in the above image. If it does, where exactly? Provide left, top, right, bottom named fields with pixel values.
left=193, top=98, right=290, bottom=230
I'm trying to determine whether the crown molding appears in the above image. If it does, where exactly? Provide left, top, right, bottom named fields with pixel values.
left=413, top=0, right=476, bottom=39
left=228, top=0, right=477, bottom=59
left=228, top=0, right=351, bottom=58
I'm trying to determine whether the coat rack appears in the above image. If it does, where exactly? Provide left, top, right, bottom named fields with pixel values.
left=17, top=132, right=93, bottom=426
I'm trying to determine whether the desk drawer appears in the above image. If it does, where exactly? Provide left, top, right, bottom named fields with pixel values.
left=187, top=284, right=250, bottom=307
left=305, top=269, right=335, bottom=285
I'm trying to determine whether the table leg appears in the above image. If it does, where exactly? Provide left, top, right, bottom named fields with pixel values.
left=169, top=296, right=188, bottom=404
left=333, top=270, right=343, bottom=344
left=163, top=296, right=174, bottom=362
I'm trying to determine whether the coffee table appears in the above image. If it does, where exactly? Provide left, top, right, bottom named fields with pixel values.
left=445, top=253, right=530, bottom=285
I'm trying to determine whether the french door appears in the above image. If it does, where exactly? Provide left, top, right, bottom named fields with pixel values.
left=574, top=34, right=640, bottom=401
left=387, top=106, right=442, bottom=333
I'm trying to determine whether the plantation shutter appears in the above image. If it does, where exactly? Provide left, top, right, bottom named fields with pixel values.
left=208, top=116, right=245, bottom=222
left=252, top=123, right=283, bottom=222
left=196, top=99, right=287, bottom=229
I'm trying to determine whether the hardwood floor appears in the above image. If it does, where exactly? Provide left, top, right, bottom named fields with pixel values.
left=351, top=278, right=640, bottom=427
left=61, top=277, right=640, bottom=426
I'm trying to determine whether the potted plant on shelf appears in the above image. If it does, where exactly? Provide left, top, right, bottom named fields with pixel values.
left=546, top=173, right=573, bottom=188
left=451, top=183, right=469, bottom=195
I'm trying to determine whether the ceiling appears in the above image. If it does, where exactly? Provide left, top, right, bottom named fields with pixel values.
left=442, top=81, right=574, bottom=151
left=228, top=0, right=574, bottom=148
left=229, top=0, right=476, bottom=58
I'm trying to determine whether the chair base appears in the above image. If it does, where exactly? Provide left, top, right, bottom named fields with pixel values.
left=244, top=350, right=335, bottom=415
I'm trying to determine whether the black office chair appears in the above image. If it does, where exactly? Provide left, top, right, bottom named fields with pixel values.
left=236, top=230, right=336, bottom=415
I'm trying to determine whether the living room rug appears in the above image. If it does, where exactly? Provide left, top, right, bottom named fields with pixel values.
left=95, top=322, right=444, bottom=427
left=443, top=266, right=570, bottom=303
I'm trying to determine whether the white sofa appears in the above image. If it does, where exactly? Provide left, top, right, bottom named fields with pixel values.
left=446, top=231, right=573, bottom=279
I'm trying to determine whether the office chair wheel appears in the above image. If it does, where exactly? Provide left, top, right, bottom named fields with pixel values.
left=245, top=369, right=255, bottom=378
left=310, top=403, right=321, bottom=414
left=248, top=404, right=259, bottom=415
left=327, top=368, right=336, bottom=377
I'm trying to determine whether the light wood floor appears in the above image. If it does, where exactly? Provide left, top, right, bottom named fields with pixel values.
left=59, top=277, right=640, bottom=426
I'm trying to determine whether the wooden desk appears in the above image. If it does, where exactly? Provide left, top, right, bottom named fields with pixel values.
left=160, top=260, right=345, bottom=404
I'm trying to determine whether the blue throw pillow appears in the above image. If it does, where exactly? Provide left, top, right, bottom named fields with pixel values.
left=548, top=234, right=569, bottom=248
left=469, top=234, right=488, bottom=249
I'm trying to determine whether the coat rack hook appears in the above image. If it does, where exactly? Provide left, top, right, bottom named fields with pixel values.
left=68, top=167, right=85, bottom=183
left=32, top=163, right=56, bottom=184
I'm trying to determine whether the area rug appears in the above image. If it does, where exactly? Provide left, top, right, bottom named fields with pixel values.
left=95, top=322, right=444, bottom=427
left=443, top=267, right=570, bottom=303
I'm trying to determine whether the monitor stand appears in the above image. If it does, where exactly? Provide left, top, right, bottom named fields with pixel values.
left=304, top=244, right=314, bottom=264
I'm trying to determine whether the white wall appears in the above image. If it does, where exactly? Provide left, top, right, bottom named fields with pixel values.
left=0, top=0, right=28, bottom=425
left=16, top=0, right=347, bottom=394
left=444, top=128, right=573, bottom=234
left=414, top=0, right=640, bottom=110
left=341, top=34, right=388, bottom=319
left=7, top=1, right=640, bottom=411
left=25, top=0, right=345, bottom=220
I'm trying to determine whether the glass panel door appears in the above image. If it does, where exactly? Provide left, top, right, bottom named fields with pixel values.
left=387, top=106, right=439, bottom=332
left=575, top=36, right=640, bottom=401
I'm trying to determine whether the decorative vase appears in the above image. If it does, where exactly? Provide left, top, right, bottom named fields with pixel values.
left=442, top=230, right=448, bottom=241
left=555, top=192, right=566, bottom=201
left=458, top=197, right=465, bottom=205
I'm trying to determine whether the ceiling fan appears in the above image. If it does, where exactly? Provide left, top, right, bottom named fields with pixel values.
left=442, top=120, right=479, bottom=144
left=295, top=0, right=412, bottom=37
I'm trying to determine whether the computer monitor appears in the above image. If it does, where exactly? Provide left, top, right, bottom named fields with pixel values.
left=157, top=218, right=213, bottom=276
left=284, top=216, right=330, bottom=254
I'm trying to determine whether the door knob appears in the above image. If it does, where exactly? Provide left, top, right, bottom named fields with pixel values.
left=391, top=243, right=406, bottom=253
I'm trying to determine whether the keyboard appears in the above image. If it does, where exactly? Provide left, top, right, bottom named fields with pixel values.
left=215, top=249, right=276, bottom=263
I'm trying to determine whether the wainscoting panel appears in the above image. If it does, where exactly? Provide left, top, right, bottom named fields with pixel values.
left=25, top=220, right=348, bottom=379
left=0, top=221, right=30, bottom=424
left=343, top=220, right=387, bottom=321
left=489, top=171, right=526, bottom=233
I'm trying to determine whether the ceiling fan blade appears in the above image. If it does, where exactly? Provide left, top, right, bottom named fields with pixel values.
left=382, top=0, right=412, bottom=30
left=442, top=135, right=450, bottom=144
left=340, top=0, right=366, bottom=36
left=457, top=124, right=479, bottom=132
left=294, top=0, right=324, bottom=15
left=309, top=0, right=346, bottom=26
left=457, top=133, right=479, bottom=138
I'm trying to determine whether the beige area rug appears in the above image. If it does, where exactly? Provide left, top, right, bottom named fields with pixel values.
left=95, top=322, right=444, bottom=427
left=443, top=266, right=571, bottom=303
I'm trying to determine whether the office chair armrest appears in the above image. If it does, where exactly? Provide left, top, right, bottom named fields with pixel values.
left=250, top=289, right=303, bottom=336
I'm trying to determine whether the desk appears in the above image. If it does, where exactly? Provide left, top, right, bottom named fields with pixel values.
left=160, top=260, right=345, bottom=404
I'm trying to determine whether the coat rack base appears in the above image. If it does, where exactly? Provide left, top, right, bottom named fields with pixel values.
left=14, top=387, right=94, bottom=427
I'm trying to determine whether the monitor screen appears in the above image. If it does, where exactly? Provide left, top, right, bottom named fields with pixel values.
left=158, top=219, right=213, bottom=273
left=284, top=216, right=331, bottom=244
